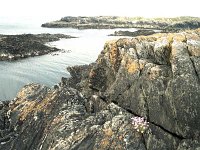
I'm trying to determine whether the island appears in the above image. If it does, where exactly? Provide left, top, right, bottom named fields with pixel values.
left=41, top=16, right=200, bottom=30
left=109, top=29, right=156, bottom=37
left=0, top=33, right=75, bottom=61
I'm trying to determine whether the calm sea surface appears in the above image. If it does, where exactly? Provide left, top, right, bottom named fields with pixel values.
left=0, top=17, right=135, bottom=100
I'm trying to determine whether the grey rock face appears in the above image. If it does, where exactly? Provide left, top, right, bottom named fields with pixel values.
left=0, top=83, right=180, bottom=150
left=87, top=30, right=200, bottom=139
left=1, top=29, right=200, bottom=149
left=77, top=30, right=200, bottom=148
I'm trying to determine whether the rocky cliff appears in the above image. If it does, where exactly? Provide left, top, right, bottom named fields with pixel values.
left=0, top=29, right=200, bottom=150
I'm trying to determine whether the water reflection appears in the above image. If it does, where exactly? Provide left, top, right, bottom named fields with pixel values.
left=0, top=28, right=133, bottom=100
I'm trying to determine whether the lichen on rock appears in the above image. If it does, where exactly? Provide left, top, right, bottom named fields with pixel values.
left=0, top=28, right=200, bottom=150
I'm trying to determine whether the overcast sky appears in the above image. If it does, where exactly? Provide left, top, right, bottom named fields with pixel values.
left=0, top=0, right=199, bottom=19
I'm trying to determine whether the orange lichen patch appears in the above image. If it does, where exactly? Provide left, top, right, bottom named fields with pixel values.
left=16, top=84, right=41, bottom=100
left=115, top=145, right=123, bottom=150
left=51, top=115, right=65, bottom=126
left=15, top=92, right=57, bottom=121
left=167, top=34, right=174, bottom=44
left=173, top=33, right=187, bottom=42
left=165, top=35, right=174, bottom=60
left=118, top=135, right=123, bottom=140
left=112, top=141, right=117, bottom=145
left=96, top=128, right=115, bottom=149
left=195, top=28, right=200, bottom=33
left=103, top=128, right=113, bottom=137
left=104, top=40, right=118, bottom=49
left=148, top=66, right=162, bottom=80
left=116, top=38, right=131, bottom=46
left=18, top=101, right=37, bottom=121
left=99, top=138, right=110, bottom=149
left=35, top=92, right=57, bottom=114
left=170, top=46, right=177, bottom=60
left=136, top=36, right=157, bottom=42
left=187, top=44, right=200, bottom=56
left=107, top=41, right=122, bottom=72
left=139, top=61, right=145, bottom=70
left=186, top=32, right=200, bottom=41
left=170, top=40, right=189, bottom=60
left=109, top=42, right=118, bottom=64
left=10, top=98, right=28, bottom=109
left=155, top=36, right=166, bottom=43
left=70, top=131, right=88, bottom=143
left=188, top=49, right=200, bottom=56
left=126, top=60, right=140, bottom=74
left=185, top=32, right=200, bottom=56
left=97, top=58, right=104, bottom=64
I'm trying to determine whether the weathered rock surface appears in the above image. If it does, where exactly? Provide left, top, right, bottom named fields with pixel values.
left=0, top=84, right=181, bottom=150
left=0, top=33, right=75, bottom=61
left=83, top=29, right=200, bottom=139
left=109, top=30, right=156, bottom=37
left=41, top=16, right=200, bottom=30
left=65, top=29, right=200, bottom=148
left=0, top=29, right=200, bottom=149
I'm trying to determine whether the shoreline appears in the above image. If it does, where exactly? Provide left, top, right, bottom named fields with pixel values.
left=0, top=28, right=200, bottom=149
left=41, top=16, right=200, bottom=31
left=0, top=33, right=76, bottom=61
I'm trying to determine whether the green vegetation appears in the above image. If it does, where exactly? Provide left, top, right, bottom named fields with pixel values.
left=42, top=16, right=200, bottom=30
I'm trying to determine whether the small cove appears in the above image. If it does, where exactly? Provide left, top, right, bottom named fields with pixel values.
left=0, top=19, right=135, bottom=100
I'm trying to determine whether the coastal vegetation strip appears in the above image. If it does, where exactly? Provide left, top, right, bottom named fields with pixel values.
left=108, top=29, right=156, bottom=37
left=41, top=16, right=200, bottom=30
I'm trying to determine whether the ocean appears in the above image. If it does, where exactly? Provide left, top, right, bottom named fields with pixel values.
left=0, top=16, right=135, bottom=100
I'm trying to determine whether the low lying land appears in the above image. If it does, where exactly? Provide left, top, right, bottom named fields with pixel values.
left=41, top=16, right=200, bottom=30
left=109, top=29, right=156, bottom=37
left=0, top=28, right=200, bottom=149
left=0, top=33, right=75, bottom=61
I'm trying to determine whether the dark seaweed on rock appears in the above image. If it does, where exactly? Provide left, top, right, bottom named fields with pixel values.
left=109, top=29, right=156, bottom=37
left=0, top=34, right=75, bottom=61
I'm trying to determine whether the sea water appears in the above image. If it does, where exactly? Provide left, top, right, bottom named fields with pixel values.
left=0, top=16, right=135, bottom=100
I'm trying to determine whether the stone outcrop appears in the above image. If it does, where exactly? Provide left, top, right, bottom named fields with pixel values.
left=0, top=84, right=181, bottom=150
left=0, top=29, right=200, bottom=149
left=83, top=29, right=200, bottom=139
left=0, top=34, right=75, bottom=61
left=41, top=16, right=200, bottom=30
left=42, top=16, right=139, bottom=29
left=109, top=30, right=156, bottom=37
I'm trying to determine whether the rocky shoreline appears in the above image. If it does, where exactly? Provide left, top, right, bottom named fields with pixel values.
left=0, top=33, right=75, bottom=61
left=109, top=29, right=156, bottom=37
left=0, top=28, right=200, bottom=149
left=41, top=16, right=200, bottom=30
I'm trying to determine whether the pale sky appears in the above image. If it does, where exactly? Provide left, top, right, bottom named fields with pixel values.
left=0, top=0, right=200, bottom=19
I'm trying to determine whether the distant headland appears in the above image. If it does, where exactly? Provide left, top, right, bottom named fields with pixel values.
left=41, top=16, right=200, bottom=30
